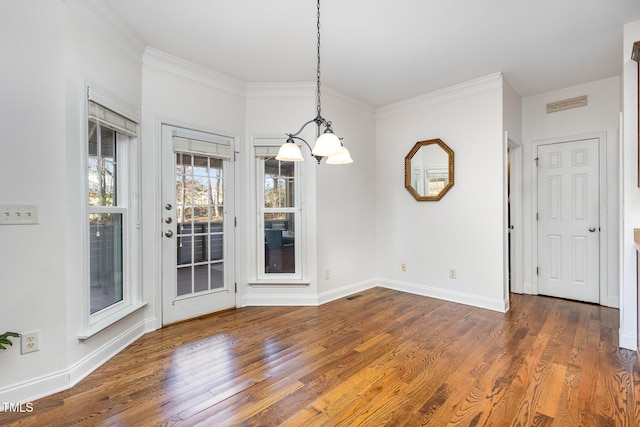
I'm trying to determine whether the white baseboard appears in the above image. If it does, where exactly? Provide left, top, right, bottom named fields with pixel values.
left=317, top=279, right=378, bottom=305
left=240, top=279, right=378, bottom=307
left=240, top=292, right=320, bottom=306
left=378, top=278, right=509, bottom=313
left=0, top=317, right=156, bottom=404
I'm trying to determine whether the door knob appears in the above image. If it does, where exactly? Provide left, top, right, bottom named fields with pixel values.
left=165, top=230, right=173, bottom=238
left=588, top=227, right=596, bottom=232
left=165, top=217, right=173, bottom=224
left=165, top=203, right=172, bottom=210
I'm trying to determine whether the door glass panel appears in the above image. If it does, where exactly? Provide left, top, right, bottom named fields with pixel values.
left=175, top=151, right=225, bottom=297
left=89, top=213, right=123, bottom=313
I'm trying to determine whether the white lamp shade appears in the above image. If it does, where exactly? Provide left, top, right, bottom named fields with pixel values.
left=312, top=131, right=342, bottom=157
left=326, top=146, right=353, bottom=164
left=276, top=142, right=304, bottom=162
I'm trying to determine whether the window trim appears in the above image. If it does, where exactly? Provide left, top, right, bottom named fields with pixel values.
left=250, top=138, right=309, bottom=285
left=80, top=85, right=145, bottom=340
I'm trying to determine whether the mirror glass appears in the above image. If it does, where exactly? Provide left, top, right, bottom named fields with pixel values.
left=404, top=138, right=454, bottom=201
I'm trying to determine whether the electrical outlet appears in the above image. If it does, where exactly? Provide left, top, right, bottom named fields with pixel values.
left=325, top=269, right=331, bottom=280
left=21, top=330, right=40, bottom=354
left=401, top=263, right=407, bottom=272
left=449, top=268, right=457, bottom=279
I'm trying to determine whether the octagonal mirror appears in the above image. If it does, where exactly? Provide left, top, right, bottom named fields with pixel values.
left=404, top=138, right=454, bottom=201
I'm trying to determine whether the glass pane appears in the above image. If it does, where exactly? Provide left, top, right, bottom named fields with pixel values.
left=88, top=120, right=98, bottom=156
left=101, top=127, right=115, bottom=159
left=210, top=158, right=224, bottom=206
left=193, top=206, right=208, bottom=226
left=209, top=233, right=223, bottom=261
left=193, top=265, right=209, bottom=293
left=88, top=157, right=100, bottom=206
left=177, top=235, right=192, bottom=265
left=193, top=234, right=207, bottom=263
left=209, top=209, right=223, bottom=231
left=102, top=160, right=116, bottom=206
left=264, top=158, right=295, bottom=208
left=264, top=213, right=295, bottom=274
left=211, top=263, right=224, bottom=289
left=177, top=206, right=192, bottom=235
left=89, top=213, right=123, bottom=314
left=193, top=176, right=209, bottom=204
left=176, top=266, right=191, bottom=296
left=193, top=156, right=208, bottom=176
left=100, top=127, right=117, bottom=206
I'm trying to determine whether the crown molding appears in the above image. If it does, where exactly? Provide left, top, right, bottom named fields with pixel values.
left=143, top=48, right=246, bottom=97
left=246, top=82, right=315, bottom=99
left=246, top=83, right=375, bottom=115
left=376, top=72, right=504, bottom=119
left=66, top=0, right=145, bottom=65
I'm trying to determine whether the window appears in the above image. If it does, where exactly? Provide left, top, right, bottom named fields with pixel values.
left=255, top=145, right=303, bottom=280
left=82, top=88, right=142, bottom=338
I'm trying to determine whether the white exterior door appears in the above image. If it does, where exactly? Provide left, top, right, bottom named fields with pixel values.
left=537, top=138, right=599, bottom=303
left=161, top=125, right=236, bottom=325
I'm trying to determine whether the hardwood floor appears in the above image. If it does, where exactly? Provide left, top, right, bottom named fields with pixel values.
left=2, top=288, right=639, bottom=426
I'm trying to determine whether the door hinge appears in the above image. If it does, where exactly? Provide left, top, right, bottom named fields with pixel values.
left=235, top=282, right=237, bottom=293
left=536, top=212, right=539, bottom=221
left=234, top=217, right=237, bottom=227
left=534, top=157, right=539, bottom=167
left=536, top=266, right=539, bottom=275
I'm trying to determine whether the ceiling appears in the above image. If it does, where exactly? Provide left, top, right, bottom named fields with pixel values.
left=103, top=0, right=640, bottom=107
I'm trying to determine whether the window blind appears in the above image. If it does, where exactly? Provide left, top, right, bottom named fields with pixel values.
left=88, top=101, right=137, bottom=137
left=255, top=144, right=299, bottom=157
left=173, top=136, right=231, bottom=159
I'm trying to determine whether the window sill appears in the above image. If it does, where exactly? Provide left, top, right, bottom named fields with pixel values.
left=79, top=300, right=148, bottom=340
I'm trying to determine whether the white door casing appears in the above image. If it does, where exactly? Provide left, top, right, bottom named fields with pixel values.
left=161, top=124, right=236, bottom=325
left=536, top=138, right=600, bottom=303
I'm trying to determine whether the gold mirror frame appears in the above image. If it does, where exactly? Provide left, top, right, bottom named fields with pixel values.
left=404, top=138, right=454, bottom=201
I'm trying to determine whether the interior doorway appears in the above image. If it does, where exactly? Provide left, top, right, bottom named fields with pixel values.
left=507, top=138, right=523, bottom=294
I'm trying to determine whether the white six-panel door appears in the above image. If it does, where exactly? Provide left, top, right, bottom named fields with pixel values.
left=537, top=138, right=599, bottom=303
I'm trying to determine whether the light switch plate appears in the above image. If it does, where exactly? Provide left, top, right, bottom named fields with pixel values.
left=0, top=205, right=39, bottom=225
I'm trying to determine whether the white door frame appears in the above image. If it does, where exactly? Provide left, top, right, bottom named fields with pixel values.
left=507, top=135, right=524, bottom=295
left=157, top=121, right=240, bottom=326
left=531, top=132, right=608, bottom=303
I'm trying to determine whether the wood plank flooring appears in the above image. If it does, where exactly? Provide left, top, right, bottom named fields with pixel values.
left=2, top=287, right=639, bottom=426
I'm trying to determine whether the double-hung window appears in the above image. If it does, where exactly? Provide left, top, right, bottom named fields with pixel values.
left=255, top=144, right=303, bottom=280
left=82, top=88, right=142, bottom=338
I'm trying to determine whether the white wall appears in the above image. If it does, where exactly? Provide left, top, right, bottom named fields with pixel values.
left=521, top=77, right=621, bottom=310
left=0, top=0, right=148, bottom=402
left=621, top=20, right=640, bottom=350
left=243, top=84, right=322, bottom=304
left=141, top=49, right=247, bottom=322
left=315, top=90, right=377, bottom=301
left=243, top=85, right=377, bottom=305
left=0, top=0, right=68, bottom=393
left=375, top=74, right=507, bottom=311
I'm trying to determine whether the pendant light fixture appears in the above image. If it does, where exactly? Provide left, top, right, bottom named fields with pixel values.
left=276, top=0, right=353, bottom=165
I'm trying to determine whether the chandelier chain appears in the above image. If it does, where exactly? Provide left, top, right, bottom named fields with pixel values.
left=316, top=0, right=322, bottom=118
